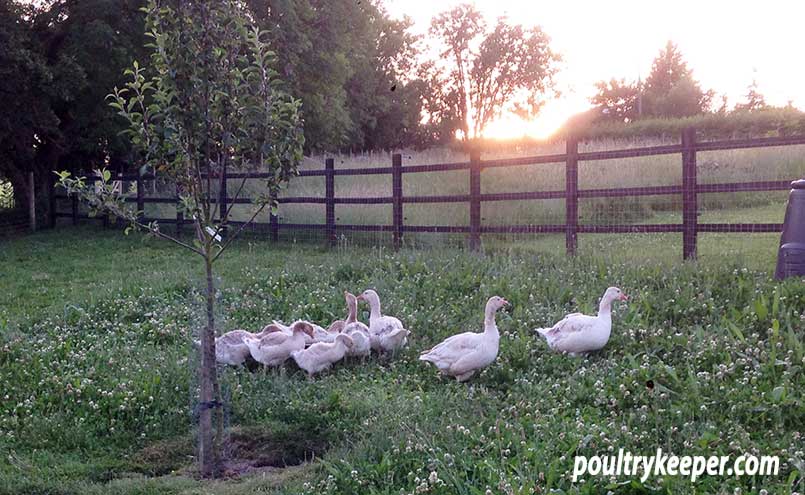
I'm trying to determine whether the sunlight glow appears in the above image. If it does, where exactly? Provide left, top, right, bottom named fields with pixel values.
left=483, top=99, right=590, bottom=139
left=386, top=0, right=805, bottom=140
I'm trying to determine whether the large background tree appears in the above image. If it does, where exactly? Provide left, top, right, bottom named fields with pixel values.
left=425, top=3, right=559, bottom=141
left=591, top=41, right=713, bottom=121
left=246, top=0, right=425, bottom=152
left=1, top=0, right=428, bottom=214
left=57, top=0, right=304, bottom=477
left=589, top=78, right=642, bottom=123
left=0, top=0, right=71, bottom=213
left=0, top=0, right=147, bottom=217
left=643, top=41, right=713, bottom=117
left=31, top=0, right=148, bottom=172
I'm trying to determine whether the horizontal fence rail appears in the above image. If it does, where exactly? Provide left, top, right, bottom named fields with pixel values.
left=52, top=129, right=805, bottom=259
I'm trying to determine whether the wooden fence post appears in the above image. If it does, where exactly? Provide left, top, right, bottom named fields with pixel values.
left=469, top=150, right=482, bottom=251
left=116, top=171, right=124, bottom=227
left=175, top=184, right=183, bottom=238
left=136, top=174, right=144, bottom=222
left=218, top=164, right=227, bottom=241
left=392, top=153, right=403, bottom=250
left=100, top=172, right=108, bottom=230
left=49, top=177, right=56, bottom=228
left=682, top=127, right=698, bottom=260
left=269, top=204, right=279, bottom=242
left=28, top=171, right=36, bottom=232
left=325, top=158, right=335, bottom=247
left=565, top=137, right=579, bottom=255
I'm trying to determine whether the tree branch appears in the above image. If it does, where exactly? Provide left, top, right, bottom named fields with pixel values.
left=210, top=202, right=267, bottom=264
left=136, top=219, right=204, bottom=256
left=214, top=176, right=249, bottom=237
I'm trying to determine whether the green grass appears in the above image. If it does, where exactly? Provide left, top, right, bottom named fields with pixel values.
left=1, top=226, right=803, bottom=494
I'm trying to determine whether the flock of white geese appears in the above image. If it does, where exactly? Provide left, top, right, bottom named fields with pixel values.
left=208, top=287, right=628, bottom=381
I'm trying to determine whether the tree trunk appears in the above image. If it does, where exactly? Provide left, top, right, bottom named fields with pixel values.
left=199, top=253, right=219, bottom=477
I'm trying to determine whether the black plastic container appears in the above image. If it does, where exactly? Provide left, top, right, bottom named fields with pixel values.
left=775, top=179, right=805, bottom=279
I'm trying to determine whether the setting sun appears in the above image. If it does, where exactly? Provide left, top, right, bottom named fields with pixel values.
left=386, top=0, right=805, bottom=140
left=482, top=99, right=590, bottom=139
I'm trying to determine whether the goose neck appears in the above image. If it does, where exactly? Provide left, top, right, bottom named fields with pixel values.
left=597, top=298, right=613, bottom=318
left=346, top=300, right=357, bottom=324
left=483, top=309, right=499, bottom=334
left=368, top=300, right=382, bottom=320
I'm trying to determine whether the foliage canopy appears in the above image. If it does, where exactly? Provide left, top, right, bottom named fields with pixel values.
left=424, top=3, right=560, bottom=141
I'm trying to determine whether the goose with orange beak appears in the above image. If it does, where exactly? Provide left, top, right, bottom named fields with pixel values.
left=243, top=321, right=315, bottom=367
left=535, top=287, right=628, bottom=356
left=419, top=296, right=509, bottom=382
left=357, top=289, right=409, bottom=354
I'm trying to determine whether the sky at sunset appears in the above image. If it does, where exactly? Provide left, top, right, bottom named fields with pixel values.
left=384, top=0, right=805, bottom=138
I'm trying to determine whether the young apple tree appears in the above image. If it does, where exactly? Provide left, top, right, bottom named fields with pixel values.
left=56, top=0, right=304, bottom=477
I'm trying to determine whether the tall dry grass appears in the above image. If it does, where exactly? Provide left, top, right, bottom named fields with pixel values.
left=129, top=136, right=803, bottom=242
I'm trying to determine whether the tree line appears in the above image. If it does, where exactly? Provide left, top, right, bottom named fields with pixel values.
left=0, top=1, right=792, bottom=212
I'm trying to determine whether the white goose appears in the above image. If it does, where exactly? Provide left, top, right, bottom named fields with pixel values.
left=419, top=296, right=508, bottom=382
left=342, top=291, right=371, bottom=358
left=271, top=319, right=341, bottom=346
left=195, top=326, right=278, bottom=366
left=357, top=289, right=409, bottom=354
left=244, top=321, right=314, bottom=366
left=323, top=292, right=354, bottom=334
left=267, top=320, right=317, bottom=346
left=211, top=330, right=256, bottom=366
left=310, top=322, right=340, bottom=345
left=291, top=334, right=354, bottom=377
left=535, top=287, right=628, bottom=356
left=305, top=293, right=360, bottom=345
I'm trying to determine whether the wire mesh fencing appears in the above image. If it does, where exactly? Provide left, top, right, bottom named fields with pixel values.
left=49, top=128, right=805, bottom=263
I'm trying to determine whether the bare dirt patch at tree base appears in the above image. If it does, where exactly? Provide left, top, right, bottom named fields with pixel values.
left=218, top=426, right=328, bottom=478
left=130, top=425, right=329, bottom=479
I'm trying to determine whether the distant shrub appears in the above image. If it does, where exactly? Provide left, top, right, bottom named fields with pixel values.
left=570, top=108, right=805, bottom=142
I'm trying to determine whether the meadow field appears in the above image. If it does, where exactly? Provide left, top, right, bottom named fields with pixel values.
left=1, top=227, right=803, bottom=494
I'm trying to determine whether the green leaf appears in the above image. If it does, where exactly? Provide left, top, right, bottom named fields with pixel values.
left=754, top=297, right=768, bottom=320
left=770, top=386, right=785, bottom=403
left=726, top=321, right=745, bottom=342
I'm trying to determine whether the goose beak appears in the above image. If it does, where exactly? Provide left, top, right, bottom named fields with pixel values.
left=502, top=299, right=510, bottom=306
left=619, top=294, right=629, bottom=301
left=356, top=295, right=365, bottom=302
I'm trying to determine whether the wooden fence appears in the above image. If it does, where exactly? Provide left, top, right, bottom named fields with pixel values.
left=53, top=128, right=805, bottom=260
